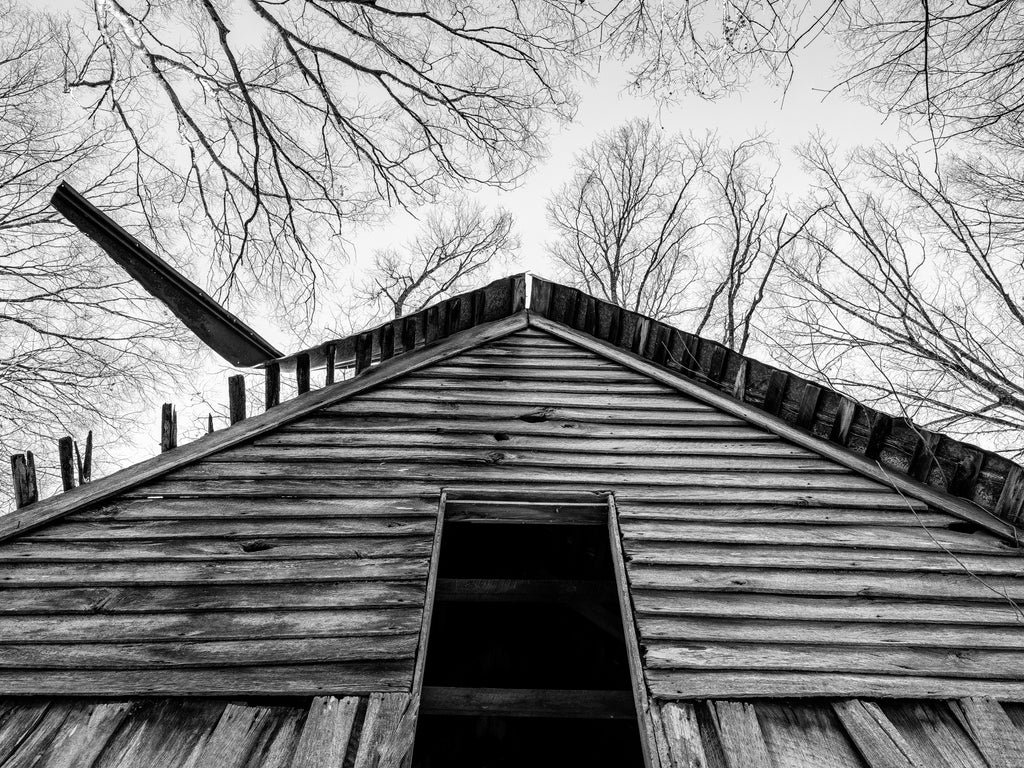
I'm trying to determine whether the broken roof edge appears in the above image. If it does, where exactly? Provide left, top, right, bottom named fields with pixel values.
left=0, top=312, right=530, bottom=544
left=4, top=271, right=1022, bottom=544
left=525, top=276, right=1024, bottom=540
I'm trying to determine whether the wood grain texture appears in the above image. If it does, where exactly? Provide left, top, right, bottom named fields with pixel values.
left=708, top=701, right=773, bottom=768
left=0, top=325, right=1021, bottom=700
left=658, top=702, right=709, bottom=768
left=289, top=696, right=359, bottom=768
left=951, top=698, right=1024, bottom=768
left=833, top=700, right=923, bottom=768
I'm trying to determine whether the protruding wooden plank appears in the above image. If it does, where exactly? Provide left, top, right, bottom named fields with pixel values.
left=952, top=697, right=1024, bottom=768
left=324, top=344, right=336, bottom=385
left=265, top=362, right=281, bottom=409
left=678, top=333, right=700, bottom=377
left=48, top=701, right=134, bottom=768
left=11, top=452, right=38, bottom=508
left=994, top=465, right=1024, bottom=525
left=296, top=353, right=311, bottom=395
left=830, top=398, right=858, bottom=446
left=380, top=323, right=395, bottom=361
left=355, top=333, right=373, bottom=375
left=865, top=413, right=893, bottom=460
left=511, top=274, right=527, bottom=312
left=0, top=701, right=50, bottom=764
left=797, top=384, right=822, bottom=430
left=58, top=437, right=76, bottom=491
left=228, top=375, right=246, bottom=425
left=660, top=701, right=709, bottom=768
left=833, top=699, right=921, bottom=768
left=353, top=692, right=417, bottom=768
left=651, top=326, right=669, bottom=366
left=732, top=360, right=748, bottom=400
left=401, top=317, right=417, bottom=354
left=948, top=449, right=984, bottom=498
left=706, top=344, right=728, bottom=384
left=763, top=370, right=789, bottom=415
left=709, top=700, right=773, bottom=768
left=424, top=306, right=440, bottom=344
left=75, top=430, right=92, bottom=484
left=908, top=430, right=940, bottom=482
left=633, top=316, right=651, bottom=355
left=290, top=696, right=359, bottom=768
left=193, top=703, right=279, bottom=768
left=608, top=306, right=624, bottom=346
left=160, top=404, right=177, bottom=453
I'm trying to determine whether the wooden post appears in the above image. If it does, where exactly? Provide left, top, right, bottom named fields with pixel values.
left=207, top=414, right=214, bottom=434
left=354, top=333, right=372, bottom=375
left=160, top=403, right=177, bottom=452
left=296, top=353, right=311, bottom=395
left=380, top=323, right=395, bottom=362
left=58, top=437, right=76, bottom=491
left=75, top=430, right=92, bottom=484
left=265, top=361, right=281, bottom=409
left=324, top=344, right=336, bottom=386
left=11, top=452, right=38, bottom=508
left=228, top=375, right=246, bottom=424
left=401, top=317, right=417, bottom=354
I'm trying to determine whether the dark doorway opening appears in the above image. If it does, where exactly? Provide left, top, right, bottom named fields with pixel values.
left=411, top=495, right=646, bottom=768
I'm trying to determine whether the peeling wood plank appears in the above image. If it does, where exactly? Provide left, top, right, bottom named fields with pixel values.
left=353, top=693, right=417, bottom=768
left=193, top=704, right=279, bottom=768
left=289, top=696, right=359, bottom=768
left=659, top=701, right=709, bottom=768
left=951, top=698, right=1024, bottom=768
left=833, top=700, right=922, bottom=768
left=709, top=700, right=773, bottom=768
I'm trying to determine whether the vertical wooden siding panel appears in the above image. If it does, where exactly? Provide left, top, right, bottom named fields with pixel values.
left=833, top=700, right=923, bottom=768
left=289, top=697, right=359, bottom=768
left=658, top=701, right=709, bottom=768
left=951, top=698, right=1024, bottom=768
left=708, top=701, right=773, bottom=768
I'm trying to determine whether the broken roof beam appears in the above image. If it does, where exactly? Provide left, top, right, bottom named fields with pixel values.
left=50, top=182, right=282, bottom=367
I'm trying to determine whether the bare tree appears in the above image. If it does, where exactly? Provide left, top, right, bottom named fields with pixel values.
left=595, top=0, right=843, bottom=100
left=836, top=0, right=1024, bottom=149
left=0, top=3, right=194, bottom=503
left=546, top=118, right=709, bottom=321
left=693, top=135, right=822, bottom=354
left=778, top=136, right=1024, bottom=454
left=57, top=0, right=580, bottom=314
left=359, top=200, right=517, bottom=319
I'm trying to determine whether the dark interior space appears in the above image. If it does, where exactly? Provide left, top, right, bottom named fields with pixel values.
left=412, top=516, right=645, bottom=768
left=412, top=715, right=644, bottom=768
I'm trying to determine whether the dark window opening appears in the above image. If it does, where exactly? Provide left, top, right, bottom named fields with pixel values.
left=412, top=502, right=646, bottom=768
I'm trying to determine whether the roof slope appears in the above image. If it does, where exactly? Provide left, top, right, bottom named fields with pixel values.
left=4, top=274, right=1021, bottom=543
left=0, top=327, right=1021, bottom=699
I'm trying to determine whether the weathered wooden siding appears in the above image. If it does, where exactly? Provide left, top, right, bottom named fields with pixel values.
left=650, top=697, right=1024, bottom=768
left=0, top=328, right=1021, bottom=698
left=0, top=693, right=416, bottom=768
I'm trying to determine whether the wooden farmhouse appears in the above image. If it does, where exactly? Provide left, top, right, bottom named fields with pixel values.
left=4, top=261, right=1024, bottom=766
